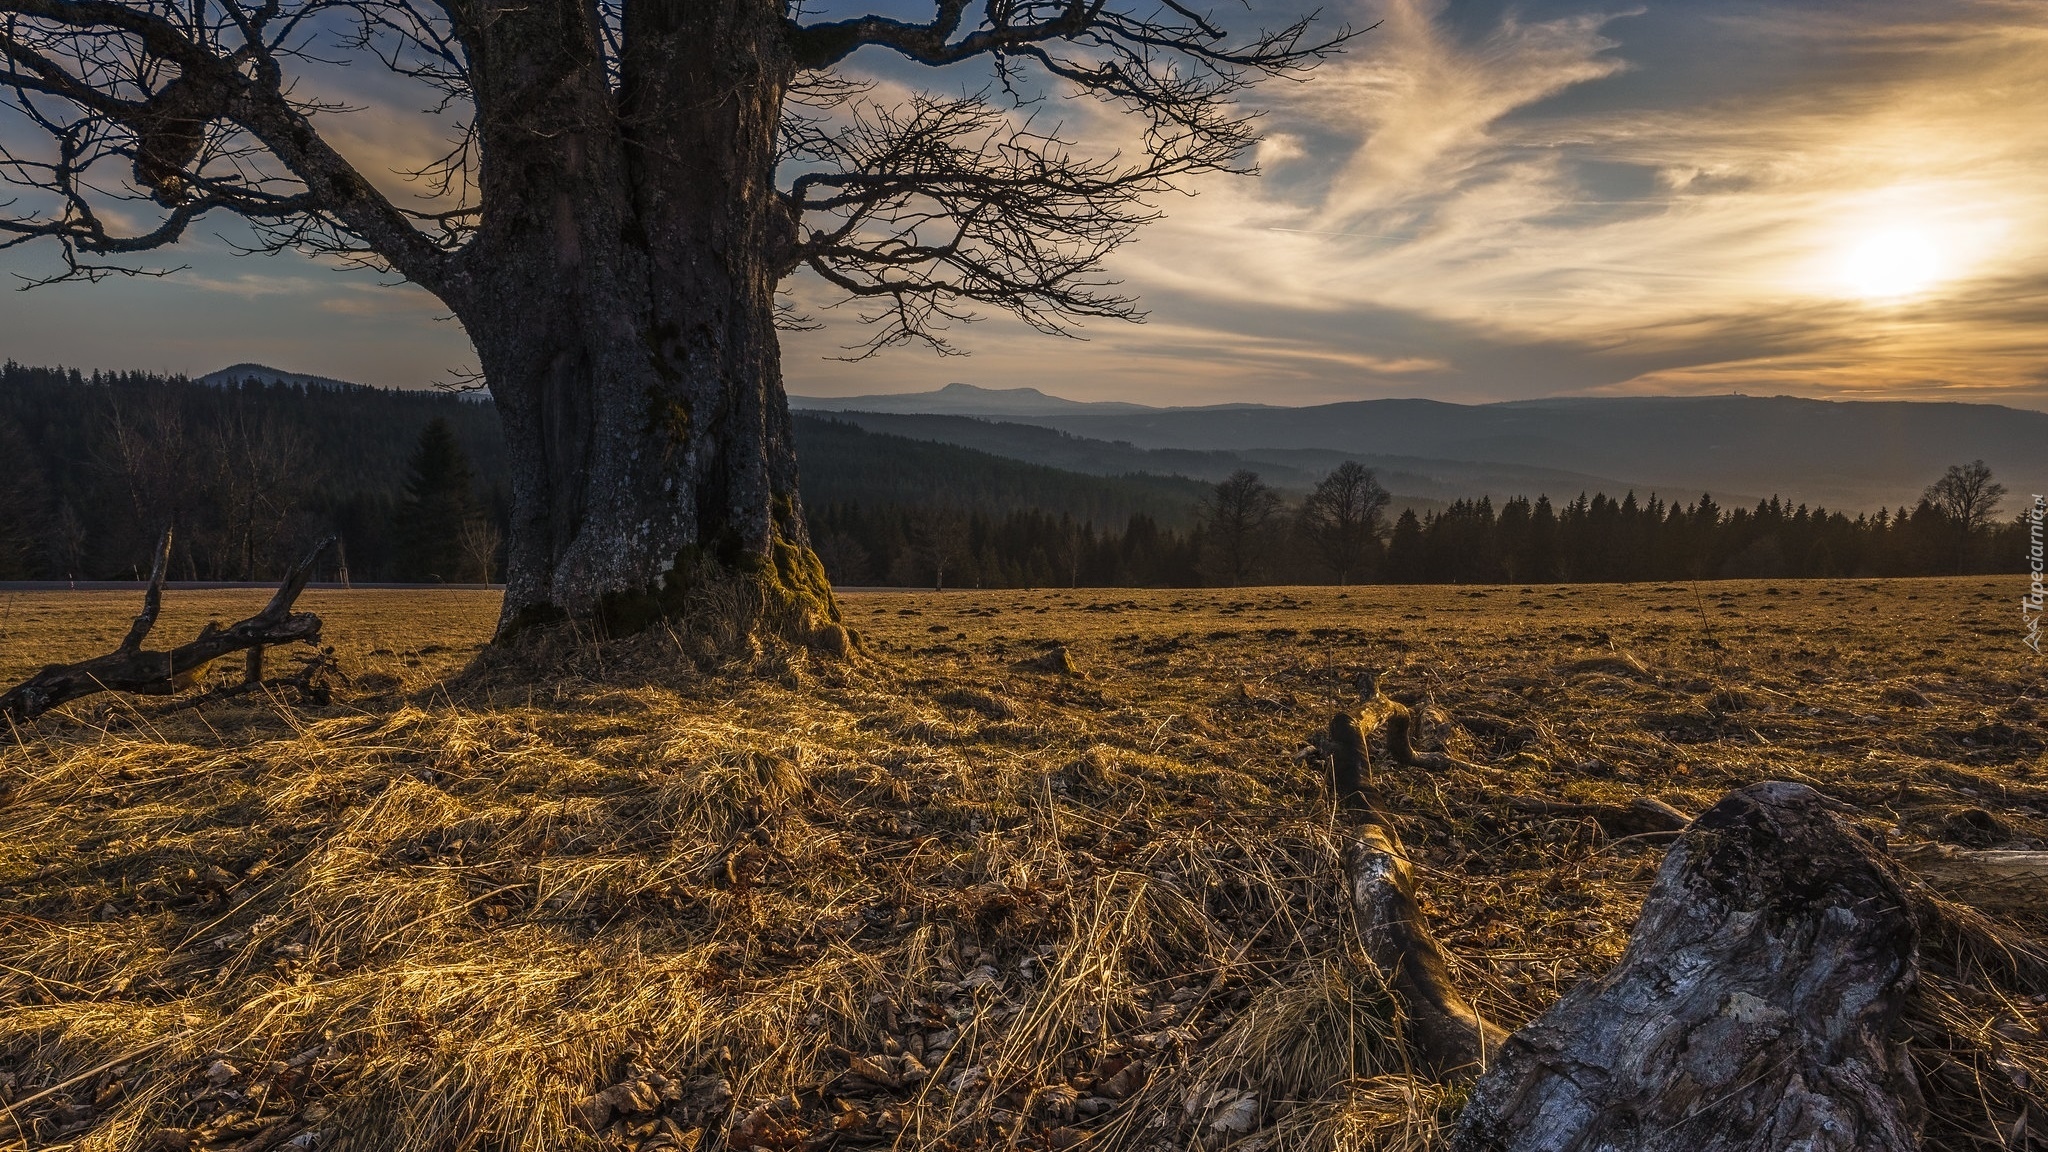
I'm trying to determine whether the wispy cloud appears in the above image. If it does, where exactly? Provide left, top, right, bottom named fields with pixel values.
left=792, top=0, right=2048, bottom=406
left=1047, top=0, right=2048, bottom=404
left=3, top=0, right=2042, bottom=408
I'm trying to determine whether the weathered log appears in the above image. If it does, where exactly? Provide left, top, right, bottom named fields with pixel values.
left=1452, top=781, right=1922, bottom=1152
left=1895, top=843, right=2048, bottom=920
left=1893, top=844, right=2048, bottom=989
left=1349, top=822, right=1505, bottom=1080
left=1, top=533, right=337, bottom=721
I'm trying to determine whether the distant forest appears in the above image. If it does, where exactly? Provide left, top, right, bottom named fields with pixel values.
left=0, top=363, right=2031, bottom=587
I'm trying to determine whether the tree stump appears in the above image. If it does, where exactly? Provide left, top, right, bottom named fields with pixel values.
left=1452, top=781, right=1923, bottom=1151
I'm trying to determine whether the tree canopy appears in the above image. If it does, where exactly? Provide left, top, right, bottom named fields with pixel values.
left=0, top=0, right=1348, bottom=344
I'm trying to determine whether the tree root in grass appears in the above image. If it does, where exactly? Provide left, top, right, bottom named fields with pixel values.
left=1309, top=673, right=1691, bottom=840
left=1307, top=676, right=2044, bottom=1146
left=1346, top=822, right=1505, bottom=1081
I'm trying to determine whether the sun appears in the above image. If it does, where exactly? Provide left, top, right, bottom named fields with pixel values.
left=1837, top=227, right=1942, bottom=300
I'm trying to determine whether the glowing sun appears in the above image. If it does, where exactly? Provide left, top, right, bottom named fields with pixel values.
left=1838, top=228, right=1941, bottom=300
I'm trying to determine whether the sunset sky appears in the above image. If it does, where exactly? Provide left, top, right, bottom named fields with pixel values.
left=2, top=0, right=2045, bottom=408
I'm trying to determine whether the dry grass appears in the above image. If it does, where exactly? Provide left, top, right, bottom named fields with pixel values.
left=1, top=578, right=2042, bottom=1151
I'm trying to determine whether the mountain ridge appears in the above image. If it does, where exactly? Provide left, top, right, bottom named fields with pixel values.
left=794, top=388, right=2042, bottom=512
left=180, top=367, right=2042, bottom=513
left=790, top=381, right=1273, bottom=417
left=199, top=363, right=365, bottom=391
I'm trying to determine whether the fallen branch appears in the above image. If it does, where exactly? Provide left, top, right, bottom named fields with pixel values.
left=1, top=532, right=338, bottom=721
left=1348, top=822, right=1504, bottom=1080
left=1501, top=795, right=1691, bottom=838
left=152, top=649, right=346, bottom=714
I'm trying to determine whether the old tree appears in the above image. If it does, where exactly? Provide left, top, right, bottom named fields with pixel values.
left=0, top=0, right=1341, bottom=637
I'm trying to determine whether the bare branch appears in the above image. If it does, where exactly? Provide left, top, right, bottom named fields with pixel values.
left=0, top=0, right=462, bottom=292
left=783, top=93, right=1221, bottom=355
left=778, top=2, right=1355, bottom=353
left=117, top=525, right=173, bottom=652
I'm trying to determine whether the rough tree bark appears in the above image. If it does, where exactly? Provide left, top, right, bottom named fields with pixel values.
left=443, top=1, right=826, bottom=638
left=1451, top=781, right=1923, bottom=1152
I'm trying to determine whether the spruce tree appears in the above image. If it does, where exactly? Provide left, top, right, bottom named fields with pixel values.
left=1385, top=509, right=1426, bottom=584
left=395, top=419, right=478, bottom=582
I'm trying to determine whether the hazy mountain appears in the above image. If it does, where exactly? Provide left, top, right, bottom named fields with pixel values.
left=791, top=415, right=1211, bottom=529
left=200, top=371, right=2040, bottom=512
left=801, top=390, right=2042, bottom=512
left=200, top=363, right=364, bottom=391
left=790, top=381, right=1268, bottom=418
left=801, top=410, right=1650, bottom=511
left=796, top=411, right=1253, bottom=479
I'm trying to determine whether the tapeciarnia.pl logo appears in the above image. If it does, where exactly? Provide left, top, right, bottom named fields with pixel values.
left=2025, top=493, right=2044, bottom=654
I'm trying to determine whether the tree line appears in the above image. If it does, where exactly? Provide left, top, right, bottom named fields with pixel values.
left=0, top=364, right=505, bottom=582
left=0, top=364, right=2028, bottom=587
left=0, top=367, right=1201, bottom=584
left=813, top=461, right=2030, bottom=589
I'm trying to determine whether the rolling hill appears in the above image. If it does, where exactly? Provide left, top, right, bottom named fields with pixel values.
left=792, top=386, right=2044, bottom=511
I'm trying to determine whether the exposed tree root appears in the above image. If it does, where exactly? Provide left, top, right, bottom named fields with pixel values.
left=1315, top=740, right=2043, bottom=1147
left=0, top=531, right=335, bottom=721
left=1500, top=795, right=1692, bottom=838
left=1355, top=671, right=1496, bottom=775
left=1315, top=676, right=1683, bottom=840
left=1346, top=823, right=1505, bottom=1081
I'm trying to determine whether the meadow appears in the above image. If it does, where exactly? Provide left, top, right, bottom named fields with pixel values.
left=1, top=578, right=2042, bottom=1151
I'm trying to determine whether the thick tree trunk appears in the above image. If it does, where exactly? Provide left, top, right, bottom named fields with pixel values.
left=1451, top=782, right=1923, bottom=1152
left=446, top=0, right=832, bottom=642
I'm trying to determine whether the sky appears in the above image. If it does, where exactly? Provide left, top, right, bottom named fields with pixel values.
left=3, top=0, right=2046, bottom=409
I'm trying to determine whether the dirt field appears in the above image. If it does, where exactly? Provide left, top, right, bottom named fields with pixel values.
left=1, top=579, right=2042, bottom=1151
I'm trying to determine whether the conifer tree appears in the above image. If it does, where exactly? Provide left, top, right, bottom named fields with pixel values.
left=395, top=419, right=479, bottom=582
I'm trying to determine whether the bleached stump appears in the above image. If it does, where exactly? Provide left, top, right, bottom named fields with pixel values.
left=1452, top=781, right=1923, bottom=1152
